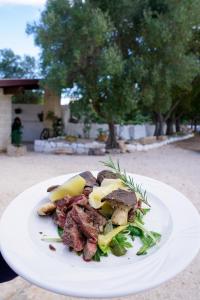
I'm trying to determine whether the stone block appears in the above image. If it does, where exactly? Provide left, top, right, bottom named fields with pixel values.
left=7, top=144, right=27, bottom=156
left=88, top=148, right=105, bottom=155
left=139, top=136, right=157, bottom=145
left=157, top=135, right=168, bottom=141
left=117, top=140, right=128, bottom=153
left=126, top=144, right=137, bottom=152
left=54, top=148, right=74, bottom=155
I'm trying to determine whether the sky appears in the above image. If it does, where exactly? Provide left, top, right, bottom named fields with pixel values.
left=0, top=0, right=46, bottom=58
left=0, top=0, right=72, bottom=104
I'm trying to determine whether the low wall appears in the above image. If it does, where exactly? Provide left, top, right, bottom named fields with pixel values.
left=66, top=123, right=156, bottom=140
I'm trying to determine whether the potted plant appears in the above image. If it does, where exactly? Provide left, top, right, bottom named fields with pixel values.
left=97, top=128, right=108, bottom=142
left=14, top=107, right=23, bottom=114
left=38, top=112, right=44, bottom=122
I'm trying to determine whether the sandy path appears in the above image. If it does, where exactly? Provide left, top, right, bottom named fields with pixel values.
left=0, top=142, right=200, bottom=300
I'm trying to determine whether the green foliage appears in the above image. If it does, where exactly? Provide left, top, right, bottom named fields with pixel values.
left=0, top=48, right=41, bottom=104
left=27, top=0, right=137, bottom=136
left=27, top=0, right=200, bottom=139
left=12, top=90, right=43, bottom=104
left=0, top=48, right=37, bottom=79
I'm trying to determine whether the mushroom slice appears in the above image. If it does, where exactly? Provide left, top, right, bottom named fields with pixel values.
left=103, top=189, right=137, bottom=225
left=37, top=202, right=56, bottom=216
left=96, top=170, right=119, bottom=185
left=79, top=171, right=97, bottom=187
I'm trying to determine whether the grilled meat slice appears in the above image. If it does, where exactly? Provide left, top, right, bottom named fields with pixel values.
left=53, top=195, right=88, bottom=228
left=84, top=204, right=107, bottom=232
left=83, top=186, right=93, bottom=197
left=62, top=210, right=86, bottom=252
left=71, top=205, right=98, bottom=242
left=83, top=240, right=97, bottom=261
left=53, top=197, right=70, bottom=228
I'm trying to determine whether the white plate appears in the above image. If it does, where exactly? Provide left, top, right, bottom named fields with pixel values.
left=0, top=172, right=200, bottom=298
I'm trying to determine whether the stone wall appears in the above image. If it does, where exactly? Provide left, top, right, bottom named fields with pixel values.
left=0, top=89, right=12, bottom=151
left=66, top=123, right=156, bottom=140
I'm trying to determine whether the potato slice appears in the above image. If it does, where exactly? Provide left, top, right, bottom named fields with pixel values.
left=50, top=175, right=86, bottom=202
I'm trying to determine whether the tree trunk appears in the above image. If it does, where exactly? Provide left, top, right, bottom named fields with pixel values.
left=194, top=119, right=197, bottom=132
left=154, top=113, right=165, bottom=136
left=106, top=122, right=119, bottom=149
left=166, top=114, right=175, bottom=135
left=166, top=118, right=174, bottom=135
left=175, top=117, right=181, bottom=132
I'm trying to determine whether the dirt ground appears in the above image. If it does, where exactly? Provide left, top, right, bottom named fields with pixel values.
left=0, top=138, right=200, bottom=300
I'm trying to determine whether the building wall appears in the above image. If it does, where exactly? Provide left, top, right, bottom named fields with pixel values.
left=0, top=89, right=12, bottom=150
left=12, top=104, right=69, bottom=142
left=12, top=104, right=44, bottom=142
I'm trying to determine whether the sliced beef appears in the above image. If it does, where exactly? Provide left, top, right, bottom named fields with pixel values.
left=84, top=204, right=107, bottom=232
left=83, top=240, right=97, bottom=261
left=96, top=170, right=119, bottom=185
left=83, top=186, right=93, bottom=197
left=79, top=171, right=98, bottom=187
left=71, top=205, right=98, bottom=242
left=68, top=195, right=88, bottom=207
left=53, top=195, right=88, bottom=228
left=53, top=198, right=69, bottom=228
left=62, top=210, right=86, bottom=252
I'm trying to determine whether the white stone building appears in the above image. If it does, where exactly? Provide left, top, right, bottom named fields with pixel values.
left=0, top=79, right=63, bottom=151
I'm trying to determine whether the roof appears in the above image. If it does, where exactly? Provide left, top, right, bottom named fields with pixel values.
left=0, top=79, right=40, bottom=94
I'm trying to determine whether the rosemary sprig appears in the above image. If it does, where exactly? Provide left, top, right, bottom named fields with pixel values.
left=101, top=157, right=150, bottom=207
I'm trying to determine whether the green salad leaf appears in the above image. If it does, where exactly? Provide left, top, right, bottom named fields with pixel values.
left=92, top=246, right=108, bottom=262
left=57, top=226, right=64, bottom=238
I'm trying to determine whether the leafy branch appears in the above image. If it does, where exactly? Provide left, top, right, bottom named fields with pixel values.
left=101, top=157, right=150, bottom=207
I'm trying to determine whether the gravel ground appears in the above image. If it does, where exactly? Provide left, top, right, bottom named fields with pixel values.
left=0, top=139, right=200, bottom=300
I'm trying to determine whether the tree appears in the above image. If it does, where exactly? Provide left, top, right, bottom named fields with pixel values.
left=27, top=0, right=138, bottom=148
left=139, top=0, right=200, bottom=135
left=90, top=0, right=200, bottom=136
left=0, top=48, right=42, bottom=104
left=0, top=48, right=37, bottom=79
left=28, top=0, right=200, bottom=143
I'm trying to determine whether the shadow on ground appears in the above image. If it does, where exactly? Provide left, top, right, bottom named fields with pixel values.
left=175, top=135, right=200, bottom=152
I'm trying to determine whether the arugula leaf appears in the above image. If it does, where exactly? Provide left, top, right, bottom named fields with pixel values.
left=137, top=231, right=161, bottom=255
left=135, top=210, right=145, bottom=224
left=115, top=232, right=132, bottom=248
left=110, top=237, right=127, bottom=256
left=128, top=225, right=143, bottom=237
left=128, top=217, right=161, bottom=256
left=110, top=231, right=133, bottom=256
left=92, top=246, right=108, bottom=262
left=140, top=208, right=150, bottom=215
left=57, top=226, right=64, bottom=238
